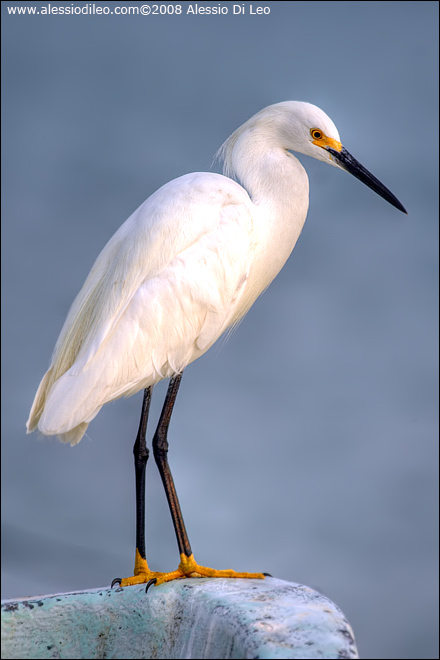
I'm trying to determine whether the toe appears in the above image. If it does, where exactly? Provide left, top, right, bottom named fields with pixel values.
left=154, top=569, right=184, bottom=586
left=120, top=574, right=151, bottom=587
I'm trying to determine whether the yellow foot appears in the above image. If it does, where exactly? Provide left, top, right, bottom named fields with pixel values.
left=119, top=549, right=164, bottom=587
left=119, top=549, right=265, bottom=587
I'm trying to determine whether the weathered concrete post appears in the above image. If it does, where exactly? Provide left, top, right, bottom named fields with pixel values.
left=1, top=577, right=358, bottom=659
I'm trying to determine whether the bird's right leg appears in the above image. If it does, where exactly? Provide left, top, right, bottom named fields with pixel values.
left=151, top=374, right=264, bottom=585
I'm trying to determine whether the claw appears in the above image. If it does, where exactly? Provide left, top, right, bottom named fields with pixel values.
left=111, top=577, right=122, bottom=589
left=145, top=578, right=157, bottom=593
left=263, top=573, right=273, bottom=577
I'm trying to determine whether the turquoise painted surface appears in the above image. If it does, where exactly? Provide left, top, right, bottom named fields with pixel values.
left=1, top=577, right=358, bottom=659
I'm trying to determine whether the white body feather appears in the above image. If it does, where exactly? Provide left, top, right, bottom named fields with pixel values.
left=27, top=102, right=343, bottom=445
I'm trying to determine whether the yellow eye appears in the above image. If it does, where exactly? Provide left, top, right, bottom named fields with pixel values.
left=311, top=129, right=323, bottom=140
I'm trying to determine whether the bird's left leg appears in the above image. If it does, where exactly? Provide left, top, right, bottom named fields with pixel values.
left=116, top=387, right=164, bottom=587
left=151, top=373, right=265, bottom=585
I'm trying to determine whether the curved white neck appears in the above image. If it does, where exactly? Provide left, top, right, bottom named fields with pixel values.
left=226, top=129, right=309, bottom=229
left=224, top=129, right=311, bottom=307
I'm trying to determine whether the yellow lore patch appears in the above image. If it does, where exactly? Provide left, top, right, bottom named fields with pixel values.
left=311, top=128, right=342, bottom=152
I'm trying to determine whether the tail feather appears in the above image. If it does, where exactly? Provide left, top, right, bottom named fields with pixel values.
left=27, top=368, right=91, bottom=446
left=37, top=362, right=106, bottom=436
left=57, top=423, right=89, bottom=446
left=26, top=368, right=54, bottom=434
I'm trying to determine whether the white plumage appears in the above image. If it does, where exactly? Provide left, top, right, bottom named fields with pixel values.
left=27, top=101, right=405, bottom=446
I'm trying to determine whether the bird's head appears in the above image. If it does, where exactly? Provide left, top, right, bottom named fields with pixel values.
left=259, top=101, right=407, bottom=214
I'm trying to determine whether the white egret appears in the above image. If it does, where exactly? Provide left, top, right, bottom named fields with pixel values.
left=27, top=102, right=406, bottom=587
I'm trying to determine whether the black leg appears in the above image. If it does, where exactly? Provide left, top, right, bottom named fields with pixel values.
left=152, top=373, right=193, bottom=558
left=112, top=387, right=153, bottom=587
left=133, top=387, right=153, bottom=561
left=114, top=373, right=265, bottom=588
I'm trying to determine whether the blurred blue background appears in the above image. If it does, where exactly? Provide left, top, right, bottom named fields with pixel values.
left=1, top=2, right=438, bottom=658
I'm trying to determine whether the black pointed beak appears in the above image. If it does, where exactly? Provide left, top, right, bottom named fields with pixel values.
left=327, top=146, right=407, bottom=214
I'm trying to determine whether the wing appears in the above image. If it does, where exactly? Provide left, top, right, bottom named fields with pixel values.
left=28, top=172, right=254, bottom=443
